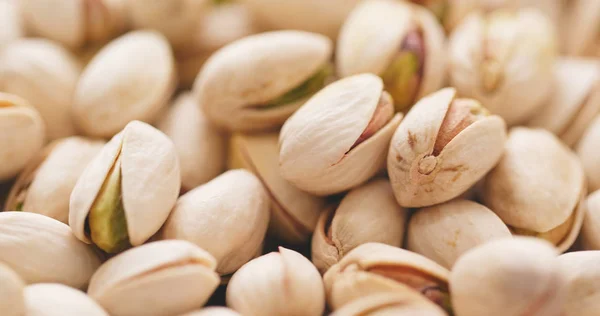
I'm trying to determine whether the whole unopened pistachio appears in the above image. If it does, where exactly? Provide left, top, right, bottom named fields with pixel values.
left=0, top=0, right=23, bottom=48
left=0, top=263, right=25, bottom=316
left=312, top=178, right=407, bottom=273
left=450, top=237, right=566, bottom=316
left=226, top=247, right=325, bottom=316
left=482, top=127, right=585, bottom=252
left=279, top=74, right=403, bottom=196
left=73, top=30, right=176, bottom=138
left=337, top=0, right=446, bottom=113
left=449, top=9, right=557, bottom=125
left=562, top=0, right=600, bottom=57
left=181, top=307, right=241, bottom=316
left=577, top=116, right=600, bottom=192
left=0, top=212, right=101, bottom=288
left=556, top=251, right=600, bottom=316
left=387, top=88, right=506, bottom=207
left=229, top=133, right=325, bottom=244
left=409, top=0, right=478, bottom=32
left=161, top=169, right=270, bottom=276
left=580, top=190, right=600, bottom=250
left=70, top=120, right=181, bottom=254
left=330, top=289, right=446, bottom=316
left=0, top=92, right=45, bottom=181
left=193, top=30, right=333, bottom=132
left=25, top=283, right=108, bottom=316
left=88, top=240, right=219, bottom=316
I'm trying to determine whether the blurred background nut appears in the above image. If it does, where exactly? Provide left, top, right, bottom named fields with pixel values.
left=580, top=190, right=600, bottom=250
left=24, top=283, right=108, bottom=316
left=0, top=263, right=25, bottom=316
left=408, top=0, right=479, bottom=33
left=557, top=251, right=600, bottom=316
left=330, top=290, right=446, bottom=316
left=480, top=0, right=563, bottom=24
left=181, top=307, right=241, bottom=316
left=577, top=116, right=600, bottom=192
left=0, top=0, right=23, bottom=48
left=562, top=0, right=600, bottom=57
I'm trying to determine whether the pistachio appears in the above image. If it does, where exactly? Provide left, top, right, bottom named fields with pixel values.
left=577, top=116, right=600, bottom=192
left=226, top=247, right=325, bottom=316
left=88, top=240, right=220, bottom=316
left=0, top=263, right=25, bottom=316
left=70, top=121, right=181, bottom=254
left=181, top=307, right=241, bottom=316
left=311, top=178, right=407, bottom=273
left=337, top=0, right=446, bottom=113
left=330, top=289, right=447, bottom=316
left=0, top=0, right=23, bottom=48
left=387, top=88, right=506, bottom=207
left=580, top=189, right=600, bottom=250
left=410, top=0, right=479, bottom=32
left=25, top=283, right=108, bottom=316
left=557, top=251, right=600, bottom=316
left=450, top=237, right=567, bottom=316
left=562, top=0, right=600, bottom=57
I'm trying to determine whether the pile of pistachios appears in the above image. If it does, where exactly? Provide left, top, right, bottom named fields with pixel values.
left=1, top=0, right=600, bottom=315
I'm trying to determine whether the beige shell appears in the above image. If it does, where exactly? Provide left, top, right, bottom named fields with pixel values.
left=330, top=289, right=446, bottom=316
left=449, top=9, right=557, bottom=125
left=577, top=116, right=600, bottom=192
left=70, top=120, right=181, bottom=248
left=280, top=74, right=403, bottom=196
left=157, top=93, right=226, bottom=192
left=0, top=92, right=45, bottom=181
left=311, top=178, right=407, bottom=274
left=557, top=251, right=600, bottom=316
left=580, top=190, right=600, bottom=250
left=450, top=237, right=566, bottom=316
left=436, top=0, right=479, bottom=32
left=0, top=0, right=23, bottom=48
left=73, top=30, right=176, bottom=138
left=0, top=263, right=25, bottom=316
left=5, top=137, right=104, bottom=223
left=25, top=283, right=108, bottom=316
left=193, top=30, right=333, bottom=132
left=88, top=240, right=219, bottom=316
left=407, top=199, right=512, bottom=269
left=482, top=127, right=586, bottom=251
left=226, top=247, right=325, bottom=316
left=161, top=169, right=270, bottom=276
left=0, top=212, right=101, bottom=288
left=562, top=0, right=600, bottom=57
left=229, top=133, right=325, bottom=244
left=480, top=0, right=564, bottom=23
left=387, top=88, right=506, bottom=207
left=180, top=307, right=241, bottom=316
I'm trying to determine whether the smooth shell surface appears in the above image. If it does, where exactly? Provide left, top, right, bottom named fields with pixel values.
left=330, top=289, right=447, bottom=316
left=557, top=251, right=600, bottom=316
left=562, top=0, right=600, bottom=57
left=25, top=283, right=108, bottom=316
left=0, top=263, right=25, bottom=316
left=0, top=0, right=23, bottom=48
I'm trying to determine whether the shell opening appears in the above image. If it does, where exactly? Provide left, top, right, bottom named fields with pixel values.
left=349, top=91, right=395, bottom=151
left=432, top=98, right=488, bottom=157
left=481, top=11, right=517, bottom=92
left=509, top=210, right=576, bottom=246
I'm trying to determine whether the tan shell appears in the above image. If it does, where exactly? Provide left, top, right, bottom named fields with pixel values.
left=330, top=289, right=446, bottom=316
left=0, top=263, right=25, bottom=316
left=562, top=0, right=600, bottom=57
left=226, top=247, right=325, bottom=316
left=480, top=0, right=564, bottom=23
left=0, top=0, right=23, bottom=48
left=88, top=240, right=219, bottom=316
left=280, top=74, right=403, bottom=196
left=229, top=133, right=325, bottom=244
left=450, top=237, right=567, bottom=316
left=70, top=120, right=181, bottom=247
left=311, top=178, right=407, bottom=274
left=73, top=30, right=176, bottom=138
left=580, top=190, right=600, bottom=250
left=557, top=251, right=600, bottom=316
left=387, top=88, right=506, bottom=207
left=577, top=116, right=600, bottom=192
left=0, top=92, right=45, bottom=181
left=180, top=307, right=241, bottom=316
left=161, top=169, right=270, bottom=275
left=193, top=30, right=333, bottom=132
left=437, top=0, right=479, bottom=31
left=25, top=283, right=108, bottom=316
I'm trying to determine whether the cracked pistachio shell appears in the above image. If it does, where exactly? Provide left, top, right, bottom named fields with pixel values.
left=5, top=137, right=104, bottom=223
left=482, top=127, right=585, bottom=252
left=580, top=190, right=600, bottom=250
left=73, top=31, right=176, bottom=138
left=407, top=199, right=511, bottom=269
left=226, top=247, right=325, bottom=316
left=557, top=251, right=600, bottom=316
left=161, top=169, right=270, bottom=276
left=331, top=289, right=446, bottom=316
left=193, top=30, right=333, bottom=132
left=450, top=237, right=567, bottom=316
left=311, top=178, right=407, bottom=274
left=0, top=263, right=25, bottom=316
left=279, top=74, right=403, bottom=196
left=158, top=93, right=226, bottom=192
left=0, top=212, right=101, bottom=288
left=323, top=243, right=450, bottom=312
left=577, top=116, right=600, bottom=192
left=229, top=133, right=325, bottom=244
left=70, top=120, right=180, bottom=253
left=387, top=88, right=506, bottom=207
left=25, top=283, right=108, bottom=316
left=180, top=307, right=241, bottom=316
left=88, top=240, right=219, bottom=316
left=449, top=9, right=557, bottom=125
left=562, top=0, right=600, bottom=57
left=0, top=92, right=45, bottom=181
left=0, top=0, right=23, bottom=48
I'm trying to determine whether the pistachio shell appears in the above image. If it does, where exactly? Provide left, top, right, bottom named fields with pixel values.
left=0, top=0, right=23, bottom=48
left=557, top=251, right=600, bottom=316
left=480, top=0, right=563, bottom=23
left=577, top=116, right=600, bottom=192
left=580, top=190, right=600, bottom=250
left=25, top=283, right=108, bottom=316
left=330, top=289, right=446, bottom=316
left=434, top=0, right=479, bottom=31
left=562, top=0, right=600, bottom=57
left=226, top=247, right=325, bottom=316
left=88, top=240, right=219, bottom=316
left=0, top=263, right=25, bottom=316
left=181, top=307, right=241, bottom=316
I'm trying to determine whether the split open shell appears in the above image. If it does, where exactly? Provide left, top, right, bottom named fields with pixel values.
left=330, top=288, right=447, bottom=316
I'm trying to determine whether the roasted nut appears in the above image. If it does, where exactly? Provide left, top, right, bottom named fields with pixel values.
left=562, top=0, right=600, bottom=57
left=0, top=0, right=23, bottom=48
left=330, top=289, right=446, bottom=316
left=577, top=116, right=600, bottom=192
left=25, top=283, right=109, bottom=316
left=0, top=263, right=25, bottom=316
left=181, top=307, right=241, bottom=316
left=387, top=88, right=506, bottom=207
left=557, top=251, right=600, bottom=316
left=580, top=190, right=600, bottom=250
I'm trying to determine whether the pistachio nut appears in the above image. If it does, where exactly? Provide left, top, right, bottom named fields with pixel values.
left=562, top=0, right=600, bottom=57
left=556, top=251, right=600, bottom=316
left=0, top=212, right=101, bottom=288
left=577, top=116, right=600, bottom=192
left=158, top=93, right=227, bottom=192
left=323, top=243, right=451, bottom=313
left=448, top=9, right=557, bottom=125
left=73, top=30, right=176, bottom=138
left=70, top=120, right=181, bottom=254
left=193, top=30, right=333, bottom=132
left=0, top=92, right=45, bottom=181
left=229, top=133, right=325, bottom=244
left=226, top=247, right=325, bottom=316
left=387, top=88, right=506, bottom=207
left=450, top=237, right=566, bottom=316
left=88, top=240, right=219, bottom=316
left=409, top=0, right=479, bottom=32
left=311, top=178, right=407, bottom=274
left=407, top=199, right=512, bottom=269
left=279, top=74, right=403, bottom=196
left=0, top=263, right=25, bottom=316
left=480, top=0, right=564, bottom=24
left=161, top=169, right=270, bottom=276
left=528, top=58, right=600, bottom=146
left=482, top=127, right=586, bottom=252
left=337, top=0, right=446, bottom=113
left=181, top=307, right=241, bottom=316
left=580, top=189, right=600, bottom=250
left=24, top=283, right=108, bottom=316
left=330, top=289, right=447, bottom=316
left=0, top=0, right=23, bottom=48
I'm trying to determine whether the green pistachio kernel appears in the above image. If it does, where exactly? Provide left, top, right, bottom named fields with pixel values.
left=262, top=64, right=332, bottom=109
left=382, top=52, right=421, bottom=113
